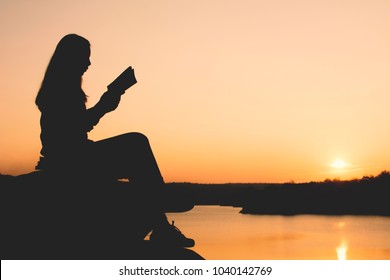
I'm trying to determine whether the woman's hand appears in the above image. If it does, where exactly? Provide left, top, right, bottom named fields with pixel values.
left=98, top=91, right=121, bottom=113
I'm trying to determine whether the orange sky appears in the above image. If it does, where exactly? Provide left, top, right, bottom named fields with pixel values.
left=0, top=0, right=389, bottom=183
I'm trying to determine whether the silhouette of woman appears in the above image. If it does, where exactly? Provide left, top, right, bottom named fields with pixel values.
left=35, top=34, right=194, bottom=247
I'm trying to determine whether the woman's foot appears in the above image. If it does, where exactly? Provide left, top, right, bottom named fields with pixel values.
left=150, top=221, right=195, bottom=248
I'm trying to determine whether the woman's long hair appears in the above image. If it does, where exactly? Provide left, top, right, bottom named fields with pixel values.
left=36, top=34, right=90, bottom=111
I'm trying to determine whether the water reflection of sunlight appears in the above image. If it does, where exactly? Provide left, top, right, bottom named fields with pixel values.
left=336, top=240, right=348, bottom=260
left=337, top=222, right=345, bottom=229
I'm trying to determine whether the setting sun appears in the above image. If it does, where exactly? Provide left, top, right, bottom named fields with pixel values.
left=331, top=159, right=347, bottom=169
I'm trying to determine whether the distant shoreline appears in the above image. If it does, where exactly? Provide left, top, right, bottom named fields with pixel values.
left=167, top=171, right=390, bottom=217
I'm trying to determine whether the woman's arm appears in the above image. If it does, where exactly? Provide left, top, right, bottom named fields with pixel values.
left=85, top=67, right=136, bottom=131
left=85, top=91, right=121, bottom=132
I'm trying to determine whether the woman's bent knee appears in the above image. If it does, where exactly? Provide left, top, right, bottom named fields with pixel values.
left=120, top=132, right=149, bottom=144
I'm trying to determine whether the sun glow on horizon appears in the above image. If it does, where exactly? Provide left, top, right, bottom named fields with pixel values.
left=331, top=159, right=347, bottom=169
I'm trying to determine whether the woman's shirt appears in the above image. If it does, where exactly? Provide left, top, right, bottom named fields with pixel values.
left=38, top=86, right=104, bottom=170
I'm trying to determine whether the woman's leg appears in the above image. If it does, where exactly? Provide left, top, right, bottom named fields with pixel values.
left=92, top=132, right=164, bottom=186
left=91, top=132, right=169, bottom=222
left=88, top=132, right=194, bottom=247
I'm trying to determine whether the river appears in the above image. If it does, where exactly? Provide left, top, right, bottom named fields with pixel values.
left=167, top=205, right=390, bottom=260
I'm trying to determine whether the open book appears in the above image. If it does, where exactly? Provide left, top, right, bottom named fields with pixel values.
left=107, top=66, right=137, bottom=94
